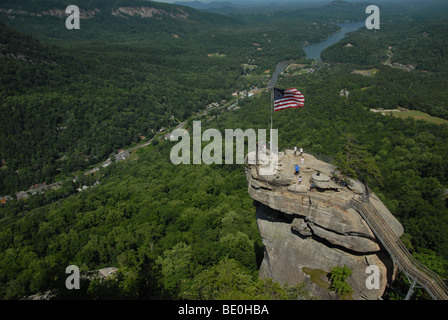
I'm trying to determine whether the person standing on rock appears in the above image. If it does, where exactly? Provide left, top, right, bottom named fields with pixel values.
left=298, top=176, right=302, bottom=184
left=300, top=147, right=303, bottom=156
left=294, top=164, right=300, bottom=175
left=294, top=146, right=298, bottom=156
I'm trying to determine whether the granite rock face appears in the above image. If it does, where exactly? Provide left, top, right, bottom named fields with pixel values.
left=246, top=150, right=403, bottom=300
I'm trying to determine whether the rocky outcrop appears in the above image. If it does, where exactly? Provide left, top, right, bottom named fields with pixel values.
left=246, top=150, right=403, bottom=300
left=0, top=6, right=190, bottom=20
left=111, top=7, right=190, bottom=19
left=0, top=8, right=100, bottom=19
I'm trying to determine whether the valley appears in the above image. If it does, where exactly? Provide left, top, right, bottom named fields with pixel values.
left=1, top=0, right=448, bottom=303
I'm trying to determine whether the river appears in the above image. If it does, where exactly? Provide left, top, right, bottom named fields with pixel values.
left=268, top=60, right=291, bottom=88
left=302, top=21, right=365, bottom=61
left=268, top=22, right=364, bottom=88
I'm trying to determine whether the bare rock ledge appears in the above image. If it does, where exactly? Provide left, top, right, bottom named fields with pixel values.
left=246, top=150, right=404, bottom=300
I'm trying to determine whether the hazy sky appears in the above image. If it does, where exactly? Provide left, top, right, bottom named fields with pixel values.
left=154, top=0, right=370, bottom=3
left=154, top=0, right=325, bottom=2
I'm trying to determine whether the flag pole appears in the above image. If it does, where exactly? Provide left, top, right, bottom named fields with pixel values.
left=270, top=87, right=274, bottom=150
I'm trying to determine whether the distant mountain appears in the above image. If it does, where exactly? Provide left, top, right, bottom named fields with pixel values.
left=1, top=0, right=197, bottom=11
left=324, top=0, right=369, bottom=8
left=0, top=0, right=241, bottom=42
left=0, top=0, right=228, bottom=21
left=173, top=1, right=238, bottom=9
left=172, top=1, right=332, bottom=15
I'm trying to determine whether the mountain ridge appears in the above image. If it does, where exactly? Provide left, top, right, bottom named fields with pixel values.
left=0, top=0, right=242, bottom=43
left=0, top=0, right=241, bottom=29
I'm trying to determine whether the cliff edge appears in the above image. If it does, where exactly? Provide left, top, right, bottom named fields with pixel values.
left=245, top=149, right=404, bottom=300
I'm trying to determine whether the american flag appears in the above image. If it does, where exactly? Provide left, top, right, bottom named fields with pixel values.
left=273, top=88, right=305, bottom=111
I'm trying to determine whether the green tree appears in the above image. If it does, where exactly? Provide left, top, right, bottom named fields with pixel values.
left=336, top=134, right=382, bottom=186
left=219, top=231, right=256, bottom=270
left=180, top=258, right=310, bottom=300
left=329, top=265, right=353, bottom=296
left=157, top=242, right=195, bottom=294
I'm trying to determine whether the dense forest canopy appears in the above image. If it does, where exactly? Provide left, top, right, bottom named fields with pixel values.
left=0, top=1, right=344, bottom=195
left=0, top=0, right=447, bottom=300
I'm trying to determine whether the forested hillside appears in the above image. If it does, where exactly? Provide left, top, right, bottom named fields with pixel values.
left=322, top=18, right=448, bottom=119
left=0, top=21, right=237, bottom=194
left=1, top=0, right=448, bottom=301
left=0, top=142, right=292, bottom=299
left=0, top=1, right=340, bottom=195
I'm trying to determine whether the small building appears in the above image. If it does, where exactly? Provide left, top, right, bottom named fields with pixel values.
left=16, top=191, right=29, bottom=200
left=115, top=150, right=130, bottom=162
left=340, top=89, right=350, bottom=98
left=97, top=267, right=119, bottom=279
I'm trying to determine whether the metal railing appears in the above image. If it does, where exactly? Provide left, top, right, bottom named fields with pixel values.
left=351, top=197, right=448, bottom=300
